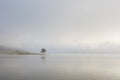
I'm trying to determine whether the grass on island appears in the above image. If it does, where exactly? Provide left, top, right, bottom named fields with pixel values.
left=15, top=52, right=32, bottom=55
left=15, top=51, right=42, bottom=55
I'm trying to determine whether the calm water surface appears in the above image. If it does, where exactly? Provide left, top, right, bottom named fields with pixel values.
left=0, top=53, right=120, bottom=80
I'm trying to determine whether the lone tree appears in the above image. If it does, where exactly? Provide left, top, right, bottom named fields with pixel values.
left=40, top=48, right=47, bottom=54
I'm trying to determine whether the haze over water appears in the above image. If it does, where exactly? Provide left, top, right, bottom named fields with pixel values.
left=1, top=0, right=120, bottom=79
left=1, top=0, right=120, bottom=52
left=1, top=53, right=120, bottom=80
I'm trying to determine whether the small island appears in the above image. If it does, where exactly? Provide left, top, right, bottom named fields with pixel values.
left=0, top=46, right=48, bottom=55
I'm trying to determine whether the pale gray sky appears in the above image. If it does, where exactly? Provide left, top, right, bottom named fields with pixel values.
left=1, top=0, right=120, bottom=52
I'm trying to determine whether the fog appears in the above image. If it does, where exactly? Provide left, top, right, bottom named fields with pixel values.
left=0, top=0, right=120, bottom=52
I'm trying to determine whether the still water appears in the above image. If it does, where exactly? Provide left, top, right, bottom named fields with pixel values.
left=0, top=53, right=120, bottom=80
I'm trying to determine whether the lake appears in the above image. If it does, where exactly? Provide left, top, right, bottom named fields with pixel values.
left=0, top=53, right=120, bottom=80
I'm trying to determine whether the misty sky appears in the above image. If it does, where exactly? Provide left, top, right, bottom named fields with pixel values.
left=1, top=0, right=120, bottom=52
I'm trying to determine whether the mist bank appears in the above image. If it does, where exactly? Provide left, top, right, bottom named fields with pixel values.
left=23, top=43, right=120, bottom=53
left=1, top=42, right=120, bottom=53
left=0, top=46, right=30, bottom=54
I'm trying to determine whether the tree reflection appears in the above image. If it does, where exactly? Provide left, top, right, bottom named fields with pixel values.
left=40, top=55, right=46, bottom=63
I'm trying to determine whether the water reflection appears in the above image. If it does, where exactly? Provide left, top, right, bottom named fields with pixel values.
left=40, top=55, right=46, bottom=63
left=1, top=54, right=120, bottom=80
